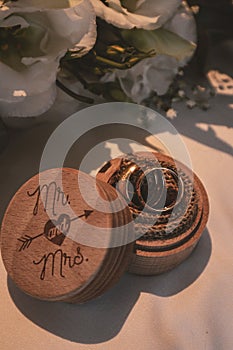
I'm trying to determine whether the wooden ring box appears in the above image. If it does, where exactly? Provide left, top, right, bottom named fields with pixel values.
left=1, top=152, right=209, bottom=302
left=0, top=168, right=134, bottom=303
left=97, top=152, right=209, bottom=275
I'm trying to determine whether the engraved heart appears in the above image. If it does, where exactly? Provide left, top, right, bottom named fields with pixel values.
left=44, top=214, right=71, bottom=246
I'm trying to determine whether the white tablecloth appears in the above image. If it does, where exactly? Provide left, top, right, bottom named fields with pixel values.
left=0, top=90, right=232, bottom=350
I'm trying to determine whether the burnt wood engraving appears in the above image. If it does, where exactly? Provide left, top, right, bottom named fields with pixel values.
left=16, top=180, right=93, bottom=281
left=17, top=181, right=93, bottom=251
left=27, top=181, right=70, bottom=216
left=17, top=210, right=93, bottom=251
left=33, top=247, right=84, bottom=280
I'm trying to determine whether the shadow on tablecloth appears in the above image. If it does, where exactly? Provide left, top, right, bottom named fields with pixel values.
left=7, top=229, right=211, bottom=344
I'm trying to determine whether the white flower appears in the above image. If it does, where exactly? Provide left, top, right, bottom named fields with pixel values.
left=90, top=0, right=181, bottom=30
left=101, top=1, right=196, bottom=102
left=0, top=0, right=96, bottom=117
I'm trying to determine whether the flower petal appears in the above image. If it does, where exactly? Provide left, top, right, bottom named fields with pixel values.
left=0, top=15, right=29, bottom=28
left=3, top=0, right=84, bottom=10
left=90, top=0, right=181, bottom=29
left=102, top=1, right=196, bottom=101
left=164, top=1, right=196, bottom=47
left=122, top=0, right=181, bottom=25
left=0, top=0, right=96, bottom=117
left=0, top=58, right=58, bottom=111
left=6, top=62, right=57, bottom=98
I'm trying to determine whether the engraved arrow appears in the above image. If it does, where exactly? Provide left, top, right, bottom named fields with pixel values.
left=17, top=210, right=94, bottom=251
left=17, top=232, right=44, bottom=251
left=70, top=210, right=93, bottom=221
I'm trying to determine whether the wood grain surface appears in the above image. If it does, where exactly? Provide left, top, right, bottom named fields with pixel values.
left=1, top=168, right=134, bottom=302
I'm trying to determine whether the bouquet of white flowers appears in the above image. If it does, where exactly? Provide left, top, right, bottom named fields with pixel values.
left=0, top=0, right=196, bottom=118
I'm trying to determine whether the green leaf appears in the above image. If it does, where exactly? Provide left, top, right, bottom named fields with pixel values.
left=121, top=28, right=196, bottom=61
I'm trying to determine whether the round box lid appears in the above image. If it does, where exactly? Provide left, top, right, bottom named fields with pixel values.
left=1, top=168, right=133, bottom=302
